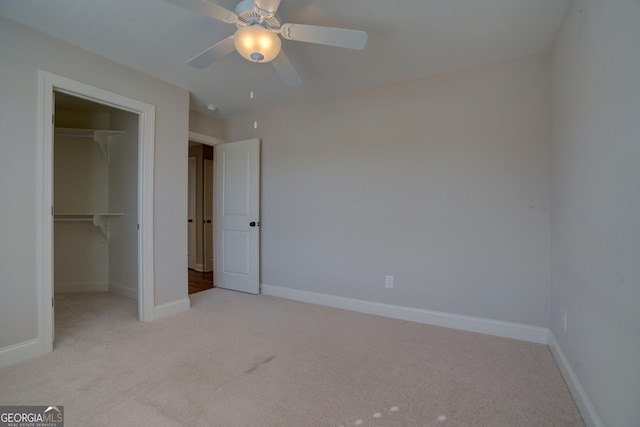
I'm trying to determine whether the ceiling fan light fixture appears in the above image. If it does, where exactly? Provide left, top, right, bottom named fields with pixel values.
left=234, top=25, right=281, bottom=63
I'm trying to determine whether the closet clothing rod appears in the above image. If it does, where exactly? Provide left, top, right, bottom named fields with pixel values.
left=54, top=218, right=93, bottom=222
left=54, top=133, right=94, bottom=138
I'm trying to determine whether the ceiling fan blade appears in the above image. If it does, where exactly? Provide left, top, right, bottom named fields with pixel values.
left=187, top=35, right=236, bottom=69
left=161, top=0, right=237, bottom=24
left=280, top=23, right=367, bottom=50
left=254, top=0, right=281, bottom=13
left=271, top=49, right=301, bottom=86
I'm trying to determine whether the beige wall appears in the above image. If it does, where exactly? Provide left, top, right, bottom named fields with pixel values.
left=190, top=109, right=226, bottom=140
left=550, top=0, right=640, bottom=425
left=228, top=53, right=552, bottom=327
left=0, top=17, right=189, bottom=350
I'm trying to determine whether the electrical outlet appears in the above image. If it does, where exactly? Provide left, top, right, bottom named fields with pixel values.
left=385, top=275, right=394, bottom=289
left=562, top=310, right=567, bottom=332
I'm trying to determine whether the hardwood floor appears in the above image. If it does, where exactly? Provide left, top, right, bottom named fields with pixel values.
left=188, top=269, right=213, bottom=294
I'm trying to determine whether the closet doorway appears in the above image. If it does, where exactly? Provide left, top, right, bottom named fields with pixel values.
left=37, top=71, right=155, bottom=356
left=53, top=92, right=139, bottom=302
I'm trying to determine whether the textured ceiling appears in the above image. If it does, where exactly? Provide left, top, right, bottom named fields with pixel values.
left=0, top=0, right=569, bottom=118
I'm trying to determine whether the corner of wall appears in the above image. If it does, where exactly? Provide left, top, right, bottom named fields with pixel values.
left=547, top=332, right=605, bottom=427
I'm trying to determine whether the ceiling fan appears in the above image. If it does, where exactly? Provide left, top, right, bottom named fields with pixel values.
left=163, top=0, right=368, bottom=86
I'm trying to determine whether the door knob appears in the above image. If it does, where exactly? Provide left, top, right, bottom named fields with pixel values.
left=187, top=219, right=193, bottom=223
left=205, top=220, right=212, bottom=224
left=249, top=221, right=260, bottom=227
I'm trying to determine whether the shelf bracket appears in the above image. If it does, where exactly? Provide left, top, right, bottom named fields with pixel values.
left=93, top=130, right=124, bottom=162
left=92, top=215, right=110, bottom=242
left=93, top=131, right=110, bottom=162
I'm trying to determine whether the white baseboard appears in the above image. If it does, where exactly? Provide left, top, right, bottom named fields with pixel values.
left=261, top=284, right=549, bottom=344
left=55, top=281, right=108, bottom=293
left=548, top=332, right=604, bottom=427
left=109, top=282, right=138, bottom=300
left=0, top=339, right=39, bottom=369
left=154, top=297, right=191, bottom=320
left=195, top=264, right=205, bottom=272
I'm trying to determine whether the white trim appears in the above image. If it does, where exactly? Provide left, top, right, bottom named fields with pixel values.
left=109, top=282, right=138, bottom=300
left=37, top=70, right=156, bottom=359
left=154, top=298, right=191, bottom=320
left=0, top=339, right=39, bottom=369
left=36, top=71, right=54, bottom=356
left=138, top=95, right=156, bottom=323
left=189, top=131, right=224, bottom=146
left=548, top=332, right=604, bottom=427
left=54, top=282, right=108, bottom=293
left=261, top=284, right=549, bottom=344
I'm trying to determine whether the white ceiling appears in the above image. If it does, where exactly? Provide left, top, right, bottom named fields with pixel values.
left=0, top=0, right=569, bottom=118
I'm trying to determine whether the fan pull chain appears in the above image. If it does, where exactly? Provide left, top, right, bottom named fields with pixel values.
left=250, top=90, right=258, bottom=129
left=251, top=59, right=259, bottom=130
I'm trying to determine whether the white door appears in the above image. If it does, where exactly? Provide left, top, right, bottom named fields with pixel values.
left=214, top=139, right=260, bottom=294
left=204, top=158, right=214, bottom=272
left=187, top=156, right=197, bottom=270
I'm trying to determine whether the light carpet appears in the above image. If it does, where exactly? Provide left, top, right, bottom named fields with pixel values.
left=0, top=289, right=584, bottom=426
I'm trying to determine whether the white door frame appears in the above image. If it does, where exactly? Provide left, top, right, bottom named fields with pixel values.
left=189, top=131, right=224, bottom=147
left=187, top=156, right=197, bottom=270
left=36, top=70, right=156, bottom=356
left=203, top=158, right=214, bottom=272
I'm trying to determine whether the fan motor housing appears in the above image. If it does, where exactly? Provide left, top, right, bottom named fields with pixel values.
left=235, top=0, right=281, bottom=29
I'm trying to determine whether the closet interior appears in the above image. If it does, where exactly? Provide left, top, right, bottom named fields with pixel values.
left=53, top=92, right=139, bottom=301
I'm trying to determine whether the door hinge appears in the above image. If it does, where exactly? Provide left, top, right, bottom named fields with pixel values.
left=137, top=224, right=140, bottom=230
left=51, top=206, right=54, bottom=216
left=52, top=297, right=54, bottom=307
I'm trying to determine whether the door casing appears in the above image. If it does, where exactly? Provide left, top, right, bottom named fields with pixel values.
left=188, top=156, right=197, bottom=270
left=204, top=158, right=214, bottom=272
left=37, top=70, right=156, bottom=356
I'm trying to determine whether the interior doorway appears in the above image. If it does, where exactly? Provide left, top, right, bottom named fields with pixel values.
left=187, top=132, right=224, bottom=294
left=187, top=143, right=213, bottom=274
left=37, top=70, right=155, bottom=356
